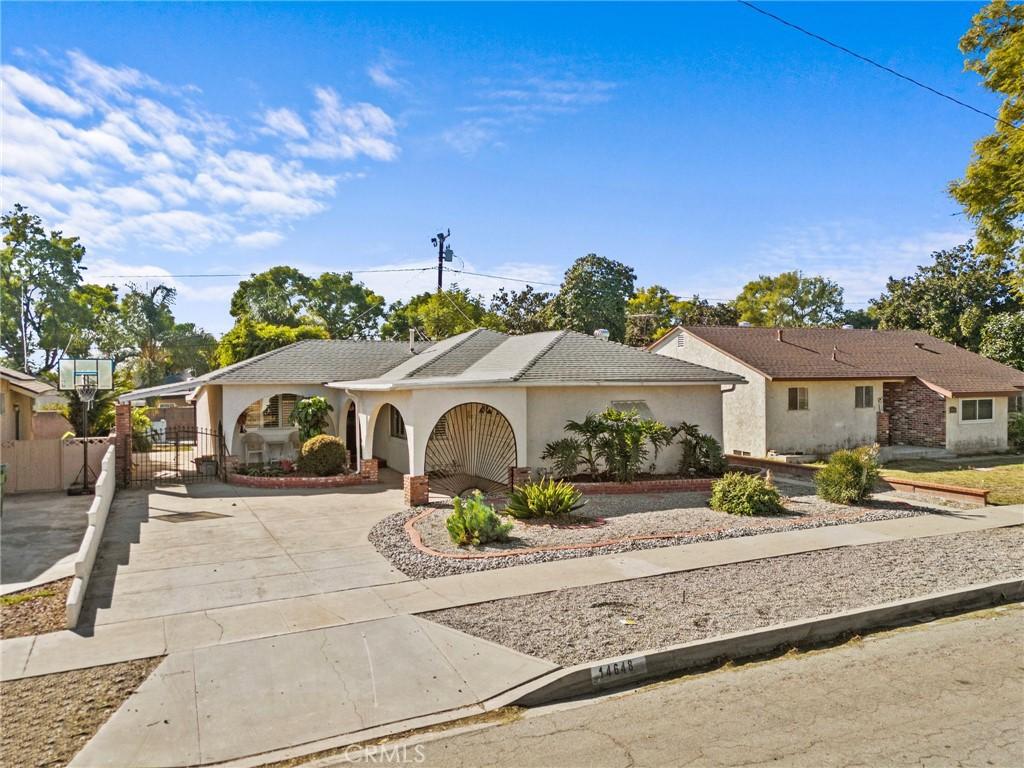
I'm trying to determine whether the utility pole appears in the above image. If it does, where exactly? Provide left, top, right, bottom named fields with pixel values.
left=431, top=229, right=453, bottom=292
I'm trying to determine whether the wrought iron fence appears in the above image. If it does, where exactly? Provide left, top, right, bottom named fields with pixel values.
left=130, top=425, right=226, bottom=486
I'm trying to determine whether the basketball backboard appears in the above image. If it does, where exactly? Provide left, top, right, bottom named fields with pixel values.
left=59, top=358, right=114, bottom=391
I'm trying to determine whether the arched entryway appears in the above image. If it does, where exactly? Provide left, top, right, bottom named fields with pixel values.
left=371, top=403, right=410, bottom=473
left=424, top=402, right=517, bottom=496
left=345, top=401, right=358, bottom=467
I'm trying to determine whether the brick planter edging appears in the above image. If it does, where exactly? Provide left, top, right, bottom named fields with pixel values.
left=571, top=478, right=715, bottom=495
left=227, top=473, right=368, bottom=489
left=879, top=477, right=989, bottom=506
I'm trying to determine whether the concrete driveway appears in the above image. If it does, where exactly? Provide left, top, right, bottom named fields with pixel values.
left=1, top=491, right=93, bottom=593
left=79, top=470, right=411, bottom=629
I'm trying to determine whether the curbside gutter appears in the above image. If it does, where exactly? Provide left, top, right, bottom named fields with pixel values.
left=498, top=579, right=1024, bottom=708
left=64, top=445, right=117, bottom=629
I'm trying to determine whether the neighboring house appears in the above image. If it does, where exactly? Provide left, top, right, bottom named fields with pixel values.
left=120, top=329, right=742, bottom=497
left=0, top=366, right=55, bottom=442
left=650, top=326, right=1024, bottom=459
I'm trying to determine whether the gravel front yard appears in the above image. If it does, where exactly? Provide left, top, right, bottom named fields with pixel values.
left=423, top=526, right=1024, bottom=667
left=371, top=482, right=959, bottom=579
left=1, top=577, right=72, bottom=640
left=1, top=656, right=163, bottom=768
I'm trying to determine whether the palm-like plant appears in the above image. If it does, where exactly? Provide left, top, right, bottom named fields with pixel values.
left=541, top=437, right=583, bottom=479
left=565, top=413, right=605, bottom=479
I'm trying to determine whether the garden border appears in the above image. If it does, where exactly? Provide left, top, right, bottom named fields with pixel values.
left=226, top=473, right=366, bottom=490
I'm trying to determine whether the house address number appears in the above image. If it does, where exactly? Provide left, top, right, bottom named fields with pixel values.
left=590, top=656, right=648, bottom=687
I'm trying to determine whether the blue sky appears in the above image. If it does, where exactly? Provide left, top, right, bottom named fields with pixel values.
left=2, top=2, right=995, bottom=334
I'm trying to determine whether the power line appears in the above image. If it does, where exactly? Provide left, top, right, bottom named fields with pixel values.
left=89, top=268, right=436, bottom=280
left=737, top=0, right=1018, bottom=132
left=444, top=267, right=561, bottom=288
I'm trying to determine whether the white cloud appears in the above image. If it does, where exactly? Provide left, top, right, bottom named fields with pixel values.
left=1, top=64, right=90, bottom=117
left=235, top=230, right=285, bottom=249
left=285, top=87, right=399, bottom=162
left=2, top=51, right=395, bottom=256
left=444, top=72, right=615, bottom=155
left=262, top=107, right=308, bottom=139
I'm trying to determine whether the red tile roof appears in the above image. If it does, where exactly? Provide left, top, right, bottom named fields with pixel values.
left=677, top=327, right=1024, bottom=397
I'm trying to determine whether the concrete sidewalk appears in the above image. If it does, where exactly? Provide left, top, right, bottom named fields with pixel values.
left=69, top=614, right=557, bottom=767
left=4, top=502, right=1021, bottom=682
left=1, top=491, right=93, bottom=594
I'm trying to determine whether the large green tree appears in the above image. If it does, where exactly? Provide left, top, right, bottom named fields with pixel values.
left=489, top=286, right=552, bottom=335
left=216, top=319, right=329, bottom=366
left=229, top=266, right=311, bottom=326
left=304, top=271, right=386, bottom=339
left=381, top=287, right=500, bottom=340
left=625, top=285, right=678, bottom=346
left=734, top=271, right=845, bottom=327
left=979, top=310, right=1024, bottom=370
left=0, top=204, right=114, bottom=372
left=549, top=254, right=636, bottom=342
left=869, top=242, right=1019, bottom=351
left=949, top=0, right=1024, bottom=298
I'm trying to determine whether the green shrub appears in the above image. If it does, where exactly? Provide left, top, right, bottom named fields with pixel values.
left=677, top=423, right=727, bottom=477
left=1009, top=412, right=1024, bottom=452
left=709, top=472, right=784, bottom=516
left=296, top=434, right=347, bottom=476
left=594, top=407, right=674, bottom=483
left=505, top=478, right=586, bottom=519
left=541, top=438, right=583, bottom=479
left=446, top=492, right=513, bottom=546
left=131, top=409, right=153, bottom=452
left=291, top=396, right=334, bottom=442
left=815, top=446, right=880, bottom=504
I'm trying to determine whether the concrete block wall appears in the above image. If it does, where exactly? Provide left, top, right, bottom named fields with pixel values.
left=65, top=445, right=117, bottom=628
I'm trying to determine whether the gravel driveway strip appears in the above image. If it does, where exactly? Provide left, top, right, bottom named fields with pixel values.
left=371, top=484, right=962, bottom=580
left=423, top=526, right=1024, bottom=667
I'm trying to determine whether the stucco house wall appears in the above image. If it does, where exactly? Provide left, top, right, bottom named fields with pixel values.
left=946, top=395, right=1009, bottom=453
left=765, top=379, right=885, bottom=455
left=651, top=331, right=763, bottom=456
left=1, top=380, right=37, bottom=441
left=525, top=383, right=724, bottom=475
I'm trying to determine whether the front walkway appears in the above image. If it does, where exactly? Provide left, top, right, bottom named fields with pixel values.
left=2, top=482, right=1020, bottom=767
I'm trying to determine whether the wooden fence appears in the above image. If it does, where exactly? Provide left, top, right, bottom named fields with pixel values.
left=1, top=437, right=112, bottom=494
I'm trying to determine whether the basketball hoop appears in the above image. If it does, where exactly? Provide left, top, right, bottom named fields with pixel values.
left=76, top=373, right=99, bottom=409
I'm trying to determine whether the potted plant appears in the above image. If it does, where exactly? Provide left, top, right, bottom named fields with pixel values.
left=193, top=455, right=219, bottom=476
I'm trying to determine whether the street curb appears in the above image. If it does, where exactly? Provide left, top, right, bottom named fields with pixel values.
left=495, top=579, right=1024, bottom=708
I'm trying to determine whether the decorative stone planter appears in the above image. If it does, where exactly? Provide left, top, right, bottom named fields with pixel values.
left=226, top=473, right=368, bottom=489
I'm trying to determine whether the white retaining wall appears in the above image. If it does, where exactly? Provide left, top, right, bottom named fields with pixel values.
left=65, top=444, right=117, bottom=629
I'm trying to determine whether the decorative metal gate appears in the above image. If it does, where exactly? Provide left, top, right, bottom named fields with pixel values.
left=424, top=402, right=517, bottom=497
left=130, top=425, right=226, bottom=486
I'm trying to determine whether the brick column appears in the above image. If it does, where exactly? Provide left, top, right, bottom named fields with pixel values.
left=359, top=458, right=380, bottom=483
left=508, top=466, right=532, bottom=489
left=403, top=474, right=429, bottom=506
left=876, top=411, right=891, bottom=446
left=114, top=403, right=132, bottom=487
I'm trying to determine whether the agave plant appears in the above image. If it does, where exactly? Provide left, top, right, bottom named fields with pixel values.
left=505, top=477, right=586, bottom=519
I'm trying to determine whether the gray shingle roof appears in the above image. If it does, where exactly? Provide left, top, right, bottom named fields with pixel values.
left=0, top=365, right=55, bottom=396
left=205, top=339, right=417, bottom=384
left=332, top=330, right=744, bottom=388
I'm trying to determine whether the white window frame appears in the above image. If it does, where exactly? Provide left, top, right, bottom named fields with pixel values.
left=854, top=385, right=874, bottom=410
left=959, top=398, right=994, bottom=424
left=787, top=387, right=809, bottom=412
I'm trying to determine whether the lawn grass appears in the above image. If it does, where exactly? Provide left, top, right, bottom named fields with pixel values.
left=0, top=588, right=55, bottom=607
left=881, top=455, right=1024, bottom=505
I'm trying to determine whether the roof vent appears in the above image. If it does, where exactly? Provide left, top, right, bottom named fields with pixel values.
left=593, top=329, right=610, bottom=341
left=841, top=324, right=854, bottom=330
left=776, top=328, right=783, bottom=342
left=913, top=341, right=924, bottom=350
left=408, top=329, right=417, bottom=354
left=738, top=321, right=752, bottom=327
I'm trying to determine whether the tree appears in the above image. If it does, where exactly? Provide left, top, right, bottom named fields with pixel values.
left=163, top=323, right=218, bottom=377
left=229, top=266, right=311, bottom=326
left=0, top=204, right=99, bottom=372
left=625, top=285, right=677, bottom=346
left=305, top=272, right=385, bottom=339
left=949, top=1, right=1024, bottom=298
left=215, top=319, right=328, bottom=366
left=979, top=310, right=1024, bottom=370
left=381, top=288, right=500, bottom=340
left=869, top=243, right=1018, bottom=350
left=489, top=286, right=552, bottom=335
left=549, top=254, right=636, bottom=342
left=839, top=308, right=878, bottom=329
left=671, top=295, right=739, bottom=328
left=734, top=271, right=845, bottom=327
